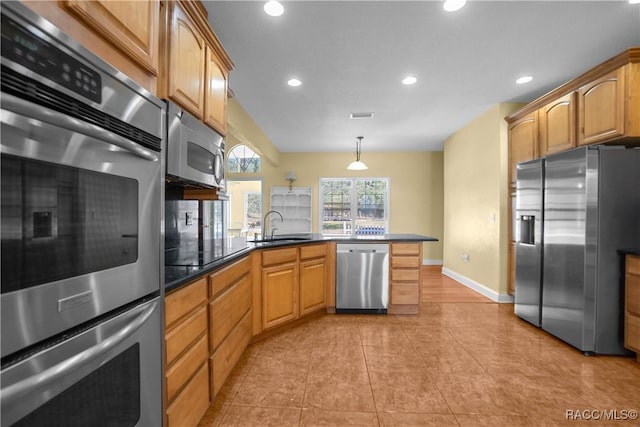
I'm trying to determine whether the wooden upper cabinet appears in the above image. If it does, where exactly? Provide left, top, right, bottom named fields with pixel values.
left=508, top=111, right=538, bottom=184
left=64, top=0, right=159, bottom=75
left=539, top=92, right=576, bottom=156
left=578, top=67, right=626, bottom=145
left=162, top=1, right=234, bottom=132
left=167, top=1, right=206, bottom=118
left=204, top=46, right=228, bottom=135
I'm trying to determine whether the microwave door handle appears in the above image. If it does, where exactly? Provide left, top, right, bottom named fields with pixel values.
left=0, top=300, right=158, bottom=406
left=1, top=93, right=158, bottom=162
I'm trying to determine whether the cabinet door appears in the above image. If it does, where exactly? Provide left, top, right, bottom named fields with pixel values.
left=64, top=0, right=159, bottom=74
left=578, top=67, right=626, bottom=145
left=262, top=262, right=299, bottom=330
left=508, top=112, right=538, bottom=184
left=300, top=258, right=326, bottom=316
left=168, top=2, right=206, bottom=118
left=204, top=46, right=228, bottom=135
left=539, top=93, right=576, bottom=155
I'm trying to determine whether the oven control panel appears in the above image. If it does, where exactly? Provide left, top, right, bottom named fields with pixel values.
left=1, top=13, right=102, bottom=103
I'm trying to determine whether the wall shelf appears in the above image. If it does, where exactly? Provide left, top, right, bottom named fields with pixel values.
left=270, top=187, right=312, bottom=234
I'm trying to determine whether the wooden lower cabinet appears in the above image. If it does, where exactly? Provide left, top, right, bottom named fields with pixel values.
left=165, top=334, right=208, bottom=402
left=389, top=243, right=422, bottom=314
left=625, top=254, right=640, bottom=361
left=210, top=309, right=252, bottom=396
left=164, top=278, right=209, bottom=427
left=208, top=256, right=252, bottom=398
left=299, top=244, right=327, bottom=316
left=300, top=258, right=326, bottom=315
left=166, top=363, right=210, bottom=427
left=262, top=262, right=299, bottom=330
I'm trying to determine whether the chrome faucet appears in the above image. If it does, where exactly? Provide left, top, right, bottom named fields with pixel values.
left=262, top=210, right=283, bottom=240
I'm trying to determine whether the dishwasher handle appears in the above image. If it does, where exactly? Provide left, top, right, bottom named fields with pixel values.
left=348, top=249, right=378, bottom=253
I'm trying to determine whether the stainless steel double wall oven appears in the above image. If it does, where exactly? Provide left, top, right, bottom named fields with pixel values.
left=1, top=3, right=163, bottom=426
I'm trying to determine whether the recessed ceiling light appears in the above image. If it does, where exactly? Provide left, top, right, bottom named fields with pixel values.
left=443, top=0, right=467, bottom=12
left=402, top=76, right=417, bottom=85
left=264, top=1, right=284, bottom=17
left=516, top=76, right=533, bottom=84
left=287, top=78, right=302, bottom=87
left=350, top=112, right=374, bottom=119
left=630, top=0, right=640, bottom=4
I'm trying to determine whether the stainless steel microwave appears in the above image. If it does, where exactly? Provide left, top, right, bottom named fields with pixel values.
left=166, top=100, right=225, bottom=188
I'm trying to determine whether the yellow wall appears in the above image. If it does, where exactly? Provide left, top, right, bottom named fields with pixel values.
left=227, top=98, right=280, bottom=167
left=442, top=103, right=523, bottom=295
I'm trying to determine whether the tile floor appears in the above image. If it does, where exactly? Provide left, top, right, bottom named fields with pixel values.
left=198, top=275, right=640, bottom=426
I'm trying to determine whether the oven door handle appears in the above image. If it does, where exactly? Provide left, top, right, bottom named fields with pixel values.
left=1, top=93, right=159, bottom=162
left=1, top=300, right=159, bottom=405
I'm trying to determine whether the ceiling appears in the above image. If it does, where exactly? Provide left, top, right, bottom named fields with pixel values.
left=203, top=1, right=640, bottom=153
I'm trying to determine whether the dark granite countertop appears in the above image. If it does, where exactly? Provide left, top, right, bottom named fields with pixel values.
left=165, top=233, right=438, bottom=292
left=619, top=248, right=640, bottom=256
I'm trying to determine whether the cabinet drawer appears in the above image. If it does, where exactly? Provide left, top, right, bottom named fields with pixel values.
left=626, top=273, right=640, bottom=317
left=211, top=309, right=252, bottom=397
left=300, top=244, right=327, bottom=260
left=165, top=306, right=207, bottom=366
left=628, top=255, right=640, bottom=275
left=166, top=362, right=210, bottom=427
left=165, top=334, right=209, bottom=403
left=165, top=277, right=208, bottom=328
left=391, top=243, right=420, bottom=256
left=391, top=269, right=420, bottom=282
left=391, top=283, right=420, bottom=305
left=209, top=274, right=252, bottom=351
left=262, top=247, right=298, bottom=266
left=625, top=313, right=640, bottom=354
left=209, top=256, right=251, bottom=298
left=391, top=256, right=421, bottom=268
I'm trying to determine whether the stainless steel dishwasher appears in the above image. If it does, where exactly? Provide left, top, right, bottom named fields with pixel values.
left=336, top=243, right=389, bottom=314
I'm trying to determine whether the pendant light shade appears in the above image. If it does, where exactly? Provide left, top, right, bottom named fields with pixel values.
left=347, top=136, right=368, bottom=170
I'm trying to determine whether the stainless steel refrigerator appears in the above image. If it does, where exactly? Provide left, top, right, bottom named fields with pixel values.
left=514, top=158, right=545, bottom=327
left=541, top=146, right=640, bottom=354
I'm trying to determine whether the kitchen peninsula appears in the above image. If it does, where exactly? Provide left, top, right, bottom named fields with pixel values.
left=165, top=233, right=437, bottom=291
left=163, top=233, right=436, bottom=427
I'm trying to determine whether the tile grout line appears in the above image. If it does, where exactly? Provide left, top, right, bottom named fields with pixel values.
left=298, top=322, right=319, bottom=426
left=359, top=320, right=383, bottom=427
left=399, top=319, right=458, bottom=422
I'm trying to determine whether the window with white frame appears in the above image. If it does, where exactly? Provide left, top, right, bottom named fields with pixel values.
left=319, top=178, right=389, bottom=235
left=227, top=144, right=261, bottom=173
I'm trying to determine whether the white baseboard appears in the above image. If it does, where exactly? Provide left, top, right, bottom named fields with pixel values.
left=441, top=267, right=514, bottom=303
left=422, top=259, right=443, bottom=266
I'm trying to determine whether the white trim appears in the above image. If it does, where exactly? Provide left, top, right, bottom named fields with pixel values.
left=441, top=267, right=514, bottom=303
left=422, top=259, right=443, bottom=266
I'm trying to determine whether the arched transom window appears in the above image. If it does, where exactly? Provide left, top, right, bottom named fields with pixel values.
left=227, top=144, right=261, bottom=173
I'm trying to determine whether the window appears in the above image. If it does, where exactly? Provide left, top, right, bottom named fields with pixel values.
left=227, top=144, right=261, bottom=173
left=320, top=178, right=389, bottom=235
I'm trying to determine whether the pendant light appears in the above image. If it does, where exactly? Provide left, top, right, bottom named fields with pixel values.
left=347, top=136, right=368, bottom=170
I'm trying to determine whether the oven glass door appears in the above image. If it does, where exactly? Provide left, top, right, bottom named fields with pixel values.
left=1, top=155, right=139, bottom=292
left=0, top=297, right=162, bottom=427
left=0, top=107, right=161, bottom=358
